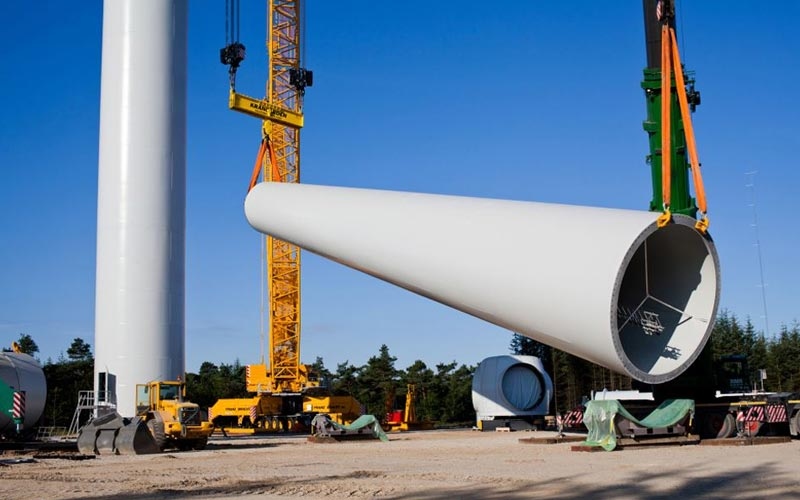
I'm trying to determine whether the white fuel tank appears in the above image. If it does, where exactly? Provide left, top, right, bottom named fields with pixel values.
left=0, top=352, right=47, bottom=433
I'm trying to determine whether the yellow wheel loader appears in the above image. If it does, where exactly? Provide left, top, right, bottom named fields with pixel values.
left=77, top=380, right=213, bottom=455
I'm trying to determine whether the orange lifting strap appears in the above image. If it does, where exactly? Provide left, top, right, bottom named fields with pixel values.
left=267, top=140, right=280, bottom=182
left=247, top=138, right=282, bottom=193
left=659, top=24, right=710, bottom=233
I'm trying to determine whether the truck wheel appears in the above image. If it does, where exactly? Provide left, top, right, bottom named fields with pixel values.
left=704, top=412, right=735, bottom=439
left=193, top=437, right=208, bottom=450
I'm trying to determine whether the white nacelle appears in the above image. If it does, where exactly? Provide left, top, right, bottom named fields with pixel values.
left=472, top=355, right=553, bottom=421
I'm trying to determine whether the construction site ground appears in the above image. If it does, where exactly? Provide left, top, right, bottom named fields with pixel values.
left=2, top=429, right=798, bottom=499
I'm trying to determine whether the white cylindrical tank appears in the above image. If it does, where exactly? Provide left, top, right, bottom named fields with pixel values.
left=94, top=0, right=188, bottom=416
left=245, top=182, right=720, bottom=384
left=0, top=352, right=47, bottom=433
left=472, top=355, right=553, bottom=421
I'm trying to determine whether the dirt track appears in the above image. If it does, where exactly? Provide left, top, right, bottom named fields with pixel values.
left=2, top=430, right=798, bottom=499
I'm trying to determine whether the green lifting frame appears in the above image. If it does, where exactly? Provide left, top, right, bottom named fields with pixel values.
left=641, top=0, right=700, bottom=218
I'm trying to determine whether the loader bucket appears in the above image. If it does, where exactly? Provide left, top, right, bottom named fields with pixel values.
left=76, top=412, right=161, bottom=455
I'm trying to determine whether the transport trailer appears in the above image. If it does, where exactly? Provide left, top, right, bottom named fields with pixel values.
left=565, top=391, right=800, bottom=440
left=694, top=393, right=800, bottom=439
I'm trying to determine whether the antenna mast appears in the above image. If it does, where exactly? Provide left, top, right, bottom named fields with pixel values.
left=745, top=171, right=770, bottom=338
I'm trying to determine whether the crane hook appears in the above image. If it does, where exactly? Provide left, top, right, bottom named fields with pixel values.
left=220, top=42, right=246, bottom=90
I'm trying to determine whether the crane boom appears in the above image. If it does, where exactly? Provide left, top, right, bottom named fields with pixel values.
left=222, top=0, right=315, bottom=394
left=261, top=0, right=304, bottom=393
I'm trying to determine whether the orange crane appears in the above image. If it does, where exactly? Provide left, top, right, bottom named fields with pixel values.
left=212, top=0, right=361, bottom=432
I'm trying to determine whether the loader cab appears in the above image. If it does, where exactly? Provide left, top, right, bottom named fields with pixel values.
left=159, top=382, right=182, bottom=402
left=135, top=381, right=186, bottom=415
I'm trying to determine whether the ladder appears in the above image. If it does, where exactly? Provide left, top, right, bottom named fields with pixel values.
left=67, top=390, right=116, bottom=437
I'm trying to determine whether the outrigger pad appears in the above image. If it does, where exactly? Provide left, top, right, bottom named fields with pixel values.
left=76, top=412, right=161, bottom=455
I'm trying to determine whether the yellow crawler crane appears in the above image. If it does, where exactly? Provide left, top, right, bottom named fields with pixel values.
left=211, top=0, right=361, bottom=433
left=248, top=0, right=311, bottom=396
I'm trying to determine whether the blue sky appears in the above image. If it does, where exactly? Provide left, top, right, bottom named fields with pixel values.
left=1, top=1, right=798, bottom=373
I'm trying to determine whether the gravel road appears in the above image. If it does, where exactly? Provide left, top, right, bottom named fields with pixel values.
left=2, top=430, right=798, bottom=499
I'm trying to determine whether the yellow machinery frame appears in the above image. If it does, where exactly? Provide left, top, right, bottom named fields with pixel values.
left=263, top=0, right=303, bottom=392
left=228, top=0, right=310, bottom=394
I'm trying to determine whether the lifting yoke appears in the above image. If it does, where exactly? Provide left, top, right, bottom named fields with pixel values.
left=219, top=0, right=308, bottom=194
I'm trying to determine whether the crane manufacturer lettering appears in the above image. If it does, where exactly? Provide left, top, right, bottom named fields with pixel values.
left=248, top=101, right=288, bottom=119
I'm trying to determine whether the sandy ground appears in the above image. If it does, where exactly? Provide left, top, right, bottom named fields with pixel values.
left=1, top=430, right=798, bottom=499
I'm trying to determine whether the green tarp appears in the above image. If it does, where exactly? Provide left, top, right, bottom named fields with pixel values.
left=581, top=399, right=694, bottom=451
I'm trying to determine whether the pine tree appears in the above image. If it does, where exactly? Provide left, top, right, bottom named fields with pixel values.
left=331, top=361, right=360, bottom=397
left=356, top=345, right=399, bottom=415
left=309, top=356, right=333, bottom=388
left=15, top=334, right=39, bottom=356
left=66, top=338, right=92, bottom=361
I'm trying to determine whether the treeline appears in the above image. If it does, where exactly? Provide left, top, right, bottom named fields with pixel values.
left=14, top=310, right=800, bottom=427
left=15, top=335, right=475, bottom=427
left=711, top=311, right=800, bottom=393
left=185, top=345, right=476, bottom=425
left=309, top=345, right=476, bottom=425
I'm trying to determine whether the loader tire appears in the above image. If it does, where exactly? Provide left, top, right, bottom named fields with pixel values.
left=147, top=418, right=167, bottom=451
